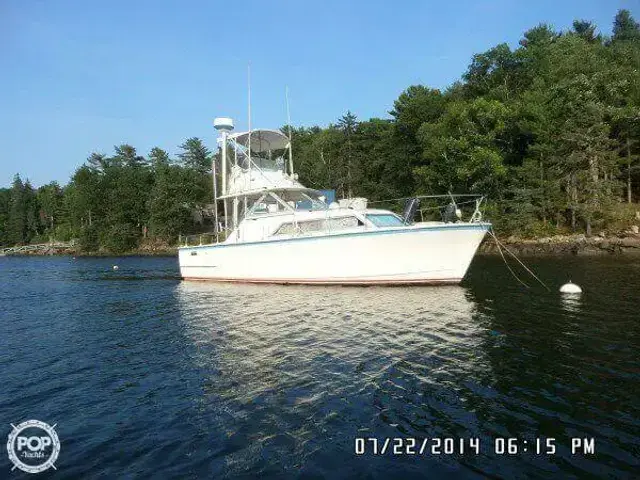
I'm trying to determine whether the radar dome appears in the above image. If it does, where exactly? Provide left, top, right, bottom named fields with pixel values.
left=214, top=117, right=234, bottom=131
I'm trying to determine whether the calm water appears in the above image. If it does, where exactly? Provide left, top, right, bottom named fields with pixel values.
left=0, top=254, right=638, bottom=479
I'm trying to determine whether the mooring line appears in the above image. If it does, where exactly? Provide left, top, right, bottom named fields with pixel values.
left=489, top=229, right=551, bottom=292
left=491, top=231, right=531, bottom=289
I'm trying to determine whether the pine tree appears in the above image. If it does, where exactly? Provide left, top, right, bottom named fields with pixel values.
left=0, top=188, right=11, bottom=246
left=337, top=111, right=358, bottom=197
left=612, top=9, right=640, bottom=43
left=8, top=175, right=26, bottom=245
left=178, top=138, right=211, bottom=175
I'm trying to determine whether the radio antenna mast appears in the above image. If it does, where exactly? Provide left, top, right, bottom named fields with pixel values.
left=247, top=64, right=252, bottom=188
left=286, top=86, right=294, bottom=176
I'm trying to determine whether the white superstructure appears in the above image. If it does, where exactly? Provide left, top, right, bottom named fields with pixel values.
left=178, top=118, right=490, bottom=285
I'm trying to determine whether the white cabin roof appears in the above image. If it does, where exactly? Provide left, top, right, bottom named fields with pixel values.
left=227, top=129, right=290, bottom=153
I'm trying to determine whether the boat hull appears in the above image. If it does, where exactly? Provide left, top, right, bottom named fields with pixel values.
left=178, top=223, right=490, bottom=285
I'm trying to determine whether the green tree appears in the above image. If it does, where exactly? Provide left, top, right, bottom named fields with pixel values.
left=350, top=118, right=406, bottom=200
left=572, top=20, right=600, bottom=43
left=414, top=98, right=509, bottom=197
left=87, top=152, right=109, bottom=171
left=8, top=175, right=27, bottom=245
left=37, top=182, right=63, bottom=235
left=0, top=188, right=11, bottom=245
left=149, top=147, right=171, bottom=168
left=390, top=86, right=446, bottom=140
left=337, top=111, right=358, bottom=197
left=178, top=137, right=211, bottom=175
left=67, top=165, right=103, bottom=251
left=463, top=43, right=524, bottom=100
left=68, top=164, right=102, bottom=229
left=612, top=9, right=640, bottom=43
left=549, top=73, right=617, bottom=234
left=518, top=24, right=558, bottom=49
left=23, top=181, right=39, bottom=242
left=99, top=146, right=153, bottom=252
left=612, top=106, right=640, bottom=203
left=149, top=163, right=197, bottom=240
left=113, top=144, right=148, bottom=167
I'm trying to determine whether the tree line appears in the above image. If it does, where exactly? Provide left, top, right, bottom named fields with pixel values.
left=0, top=139, right=213, bottom=252
left=1, top=9, right=639, bottom=252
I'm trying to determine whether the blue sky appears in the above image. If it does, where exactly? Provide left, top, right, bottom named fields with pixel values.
left=1, top=0, right=637, bottom=187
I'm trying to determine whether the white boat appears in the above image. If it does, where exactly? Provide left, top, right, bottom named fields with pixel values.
left=178, top=118, right=491, bottom=285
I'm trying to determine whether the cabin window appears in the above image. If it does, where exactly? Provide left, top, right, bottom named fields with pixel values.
left=274, top=216, right=363, bottom=236
left=325, top=216, right=362, bottom=230
left=365, top=213, right=405, bottom=227
left=275, top=219, right=324, bottom=235
left=297, top=219, right=326, bottom=233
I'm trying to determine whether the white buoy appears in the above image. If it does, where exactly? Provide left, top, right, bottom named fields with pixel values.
left=560, top=281, right=582, bottom=294
left=113, top=265, right=119, bottom=270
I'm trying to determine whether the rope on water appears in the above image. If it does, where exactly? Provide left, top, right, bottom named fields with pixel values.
left=488, top=229, right=551, bottom=292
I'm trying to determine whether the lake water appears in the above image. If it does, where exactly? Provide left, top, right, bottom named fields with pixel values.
left=0, top=254, right=638, bottom=479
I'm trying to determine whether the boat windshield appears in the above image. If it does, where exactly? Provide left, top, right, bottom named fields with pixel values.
left=293, top=192, right=328, bottom=211
left=247, top=190, right=328, bottom=217
left=231, top=142, right=287, bottom=172
left=366, top=213, right=405, bottom=227
left=275, top=189, right=327, bottom=211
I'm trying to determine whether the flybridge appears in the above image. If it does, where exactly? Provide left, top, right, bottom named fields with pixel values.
left=214, top=119, right=303, bottom=233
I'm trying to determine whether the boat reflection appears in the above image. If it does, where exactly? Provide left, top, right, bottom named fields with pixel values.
left=174, top=282, right=485, bottom=362
left=173, top=282, right=494, bottom=442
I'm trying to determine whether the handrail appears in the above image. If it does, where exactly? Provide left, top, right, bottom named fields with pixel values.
left=179, top=231, right=230, bottom=247
left=368, top=193, right=485, bottom=204
left=369, top=194, right=487, bottom=224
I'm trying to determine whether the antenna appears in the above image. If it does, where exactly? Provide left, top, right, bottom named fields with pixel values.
left=247, top=64, right=252, bottom=190
left=286, top=86, right=294, bottom=176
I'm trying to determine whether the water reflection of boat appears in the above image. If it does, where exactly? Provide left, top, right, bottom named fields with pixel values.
left=178, top=118, right=490, bottom=285
left=174, top=282, right=489, bottom=399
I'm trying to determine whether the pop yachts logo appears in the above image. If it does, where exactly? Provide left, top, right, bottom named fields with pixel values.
left=7, top=420, right=60, bottom=474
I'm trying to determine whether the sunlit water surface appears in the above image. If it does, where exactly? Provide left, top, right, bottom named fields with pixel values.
left=0, top=255, right=638, bottom=479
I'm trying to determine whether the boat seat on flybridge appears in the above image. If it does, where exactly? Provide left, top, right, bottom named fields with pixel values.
left=402, top=198, right=421, bottom=224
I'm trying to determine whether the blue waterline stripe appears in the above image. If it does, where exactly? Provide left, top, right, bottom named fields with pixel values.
left=179, top=223, right=491, bottom=251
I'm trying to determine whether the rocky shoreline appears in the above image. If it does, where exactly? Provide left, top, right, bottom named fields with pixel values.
left=1, top=240, right=178, bottom=257
left=480, top=232, right=640, bottom=255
